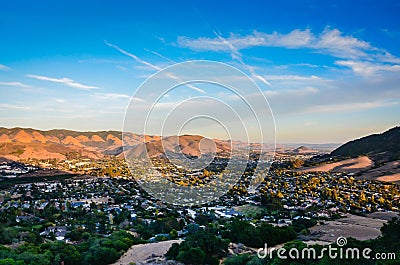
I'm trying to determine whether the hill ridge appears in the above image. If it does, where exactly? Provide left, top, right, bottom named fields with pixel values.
left=331, top=126, right=400, bottom=162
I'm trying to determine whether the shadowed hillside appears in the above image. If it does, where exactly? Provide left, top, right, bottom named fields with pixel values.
left=331, top=126, right=400, bottom=162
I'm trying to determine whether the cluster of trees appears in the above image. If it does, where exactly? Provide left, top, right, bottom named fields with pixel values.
left=0, top=225, right=43, bottom=246
left=165, top=218, right=298, bottom=265
left=291, top=218, right=317, bottom=233
left=224, top=254, right=252, bottom=265
left=133, top=216, right=184, bottom=239
left=0, top=241, right=80, bottom=265
left=77, top=230, right=145, bottom=265
left=221, top=219, right=297, bottom=248
left=0, top=230, right=143, bottom=265
left=166, top=230, right=229, bottom=265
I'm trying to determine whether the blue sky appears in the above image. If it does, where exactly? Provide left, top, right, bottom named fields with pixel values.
left=0, top=0, right=399, bottom=143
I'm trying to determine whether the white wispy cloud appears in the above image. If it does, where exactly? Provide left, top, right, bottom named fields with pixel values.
left=115, top=65, right=128, bottom=72
left=264, top=86, right=319, bottom=97
left=105, top=40, right=206, bottom=93
left=0, top=81, right=31, bottom=88
left=26, top=74, right=99, bottom=90
left=105, top=40, right=162, bottom=71
left=248, top=66, right=271, bottom=86
left=0, top=64, right=10, bottom=71
left=178, top=28, right=399, bottom=63
left=306, top=100, right=398, bottom=113
left=292, top=63, right=319, bottom=68
left=94, top=93, right=146, bottom=104
left=335, top=60, right=400, bottom=76
left=0, top=103, right=31, bottom=110
left=264, top=75, right=321, bottom=81
left=315, top=28, right=372, bottom=59
left=94, top=92, right=131, bottom=100
left=213, top=31, right=271, bottom=86
left=145, top=48, right=176, bottom=63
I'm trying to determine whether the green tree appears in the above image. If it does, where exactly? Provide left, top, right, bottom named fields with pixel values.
left=169, top=229, right=178, bottom=239
left=0, top=258, right=16, bottom=265
left=48, top=241, right=81, bottom=265
left=224, top=254, right=251, bottom=265
left=166, top=230, right=229, bottom=265
left=177, top=247, right=205, bottom=265
left=1, top=227, right=18, bottom=244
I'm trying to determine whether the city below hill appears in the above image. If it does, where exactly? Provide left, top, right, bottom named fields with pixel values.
left=1, top=126, right=400, bottom=183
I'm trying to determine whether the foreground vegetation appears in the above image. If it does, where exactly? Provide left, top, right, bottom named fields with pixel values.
left=0, top=230, right=144, bottom=265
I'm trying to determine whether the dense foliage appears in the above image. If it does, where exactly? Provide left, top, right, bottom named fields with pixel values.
left=0, top=230, right=144, bottom=265
left=166, top=230, right=229, bottom=265
left=221, top=219, right=297, bottom=248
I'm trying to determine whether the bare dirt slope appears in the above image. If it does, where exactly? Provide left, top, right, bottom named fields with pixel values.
left=299, top=156, right=400, bottom=183
left=124, top=135, right=231, bottom=158
left=112, top=240, right=182, bottom=265
left=299, top=156, right=373, bottom=173
left=309, top=213, right=396, bottom=242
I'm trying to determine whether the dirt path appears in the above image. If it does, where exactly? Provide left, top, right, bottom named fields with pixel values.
left=112, top=240, right=182, bottom=265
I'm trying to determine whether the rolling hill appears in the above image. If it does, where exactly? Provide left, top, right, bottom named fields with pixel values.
left=292, top=145, right=319, bottom=154
left=300, top=126, right=400, bottom=183
left=331, top=126, right=400, bottom=162
left=0, top=128, right=231, bottom=160
left=0, top=127, right=143, bottom=160
left=123, top=135, right=231, bottom=159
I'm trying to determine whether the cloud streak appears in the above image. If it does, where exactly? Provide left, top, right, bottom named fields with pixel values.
left=178, top=28, right=399, bottom=63
left=0, top=64, right=10, bottom=71
left=145, top=48, right=176, bottom=63
left=0, top=81, right=31, bottom=88
left=105, top=40, right=162, bottom=71
left=213, top=31, right=271, bottom=86
left=264, top=75, right=322, bottom=81
left=335, top=60, right=400, bottom=76
left=105, top=40, right=206, bottom=93
left=93, top=92, right=145, bottom=102
left=27, top=74, right=98, bottom=90
left=264, top=86, right=319, bottom=97
left=0, top=103, right=31, bottom=110
left=306, top=100, right=398, bottom=114
left=94, top=92, right=131, bottom=100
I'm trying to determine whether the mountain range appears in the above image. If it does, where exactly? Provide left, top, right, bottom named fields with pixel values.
left=0, top=127, right=143, bottom=160
left=0, top=127, right=232, bottom=160
left=1, top=126, right=399, bottom=164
